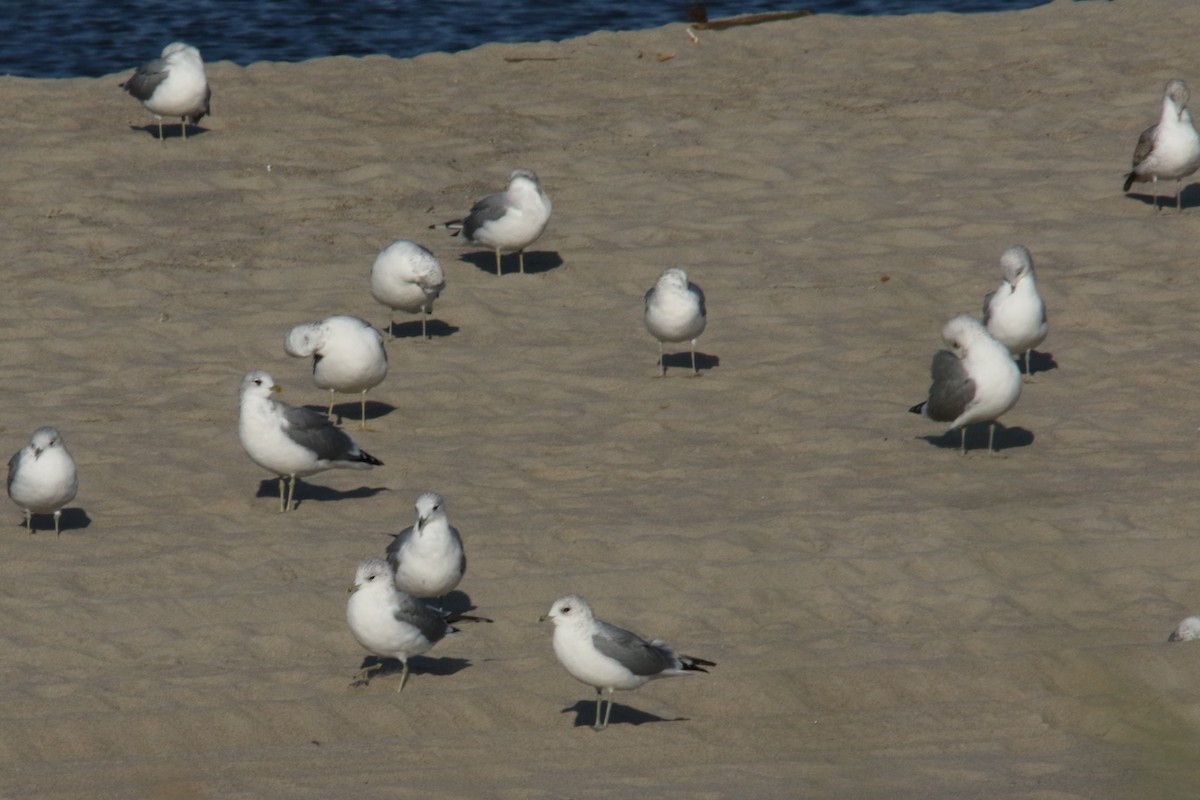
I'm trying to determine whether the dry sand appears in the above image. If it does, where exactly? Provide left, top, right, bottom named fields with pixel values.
left=3, top=0, right=1200, bottom=796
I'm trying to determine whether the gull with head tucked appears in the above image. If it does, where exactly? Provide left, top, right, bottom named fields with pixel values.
left=7, top=426, right=79, bottom=536
left=1169, top=615, right=1200, bottom=642
left=1124, top=78, right=1200, bottom=211
left=121, top=42, right=211, bottom=141
left=284, top=315, right=388, bottom=430
left=644, top=267, right=707, bottom=376
left=238, top=370, right=383, bottom=512
left=540, top=594, right=715, bottom=731
left=983, top=245, right=1048, bottom=378
left=909, top=315, right=1022, bottom=454
left=432, top=168, right=552, bottom=275
left=370, top=240, right=446, bottom=340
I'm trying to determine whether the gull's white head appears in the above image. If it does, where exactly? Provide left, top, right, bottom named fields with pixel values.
left=241, top=370, right=282, bottom=400
left=940, top=314, right=988, bottom=358
left=414, top=491, right=447, bottom=529
left=1166, top=79, right=1190, bottom=117
left=508, top=168, right=541, bottom=187
left=1169, top=615, right=1200, bottom=642
left=658, top=267, right=690, bottom=292
left=28, top=426, right=64, bottom=458
left=999, top=245, right=1034, bottom=286
left=349, top=557, right=393, bottom=596
left=541, top=594, right=596, bottom=628
left=161, top=42, right=204, bottom=66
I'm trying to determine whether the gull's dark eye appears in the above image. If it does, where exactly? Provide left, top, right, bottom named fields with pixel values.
left=561, top=605, right=572, bottom=614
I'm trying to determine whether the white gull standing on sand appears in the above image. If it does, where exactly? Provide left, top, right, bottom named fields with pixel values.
left=909, top=315, right=1022, bottom=454
left=1168, top=615, right=1200, bottom=642
left=644, top=267, right=708, bottom=376
left=121, top=42, right=211, bottom=141
left=7, top=427, right=78, bottom=536
left=284, top=315, right=388, bottom=430
left=539, top=594, right=715, bottom=731
left=983, top=245, right=1048, bottom=378
left=385, top=491, right=466, bottom=601
left=238, top=370, right=383, bottom=512
left=432, top=168, right=552, bottom=275
left=346, top=557, right=479, bottom=692
left=1123, top=78, right=1200, bottom=211
left=369, top=240, right=446, bottom=340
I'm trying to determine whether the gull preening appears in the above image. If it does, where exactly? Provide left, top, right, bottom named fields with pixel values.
left=1123, top=79, right=1200, bottom=211
left=540, top=594, right=715, bottom=731
left=237, top=370, right=383, bottom=512
left=346, top=557, right=465, bottom=692
left=644, top=267, right=707, bottom=376
left=433, top=168, right=552, bottom=275
left=385, top=491, right=466, bottom=601
left=982, top=245, right=1048, bottom=377
left=1168, top=615, right=1200, bottom=642
left=284, top=315, right=388, bottom=430
left=909, top=315, right=1022, bottom=454
left=7, top=427, right=79, bottom=536
left=369, top=240, right=446, bottom=340
left=121, top=42, right=211, bottom=141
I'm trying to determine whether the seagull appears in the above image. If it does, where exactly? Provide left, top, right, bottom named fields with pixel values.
left=432, top=168, right=552, bottom=275
left=909, top=314, right=1022, bottom=454
left=121, top=42, right=211, bottom=141
left=982, top=245, right=1048, bottom=377
left=238, top=370, right=383, bottom=512
left=346, top=557, right=469, bottom=692
left=284, top=315, right=388, bottom=430
left=1169, top=616, right=1200, bottom=642
left=644, top=267, right=707, bottom=376
left=369, top=240, right=446, bottom=340
left=1123, top=78, right=1200, bottom=211
left=6, top=427, right=79, bottom=537
left=539, top=594, right=715, bottom=731
left=385, top=491, right=466, bottom=602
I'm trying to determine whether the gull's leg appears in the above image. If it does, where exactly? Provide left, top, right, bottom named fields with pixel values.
left=24, top=509, right=32, bottom=535
left=420, top=310, right=428, bottom=341
left=285, top=476, right=297, bottom=512
left=351, top=661, right=383, bottom=685
left=181, top=117, right=188, bottom=140
left=157, top=118, right=165, bottom=141
left=658, top=341, right=666, bottom=376
left=326, top=390, right=336, bottom=418
left=53, top=509, right=62, bottom=538
left=495, top=249, right=502, bottom=276
left=1178, top=178, right=1184, bottom=211
left=599, top=689, right=615, bottom=730
left=519, top=251, right=526, bottom=274
left=690, top=339, right=698, bottom=375
left=397, top=660, right=410, bottom=693
left=987, top=423, right=997, bottom=455
left=277, top=477, right=287, bottom=512
left=593, top=688, right=605, bottom=730
left=960, top=427, right=967, bottom=455
left=360, top=391, right=368, bottom=430
left=1153, top=176, right=1160, bottom=211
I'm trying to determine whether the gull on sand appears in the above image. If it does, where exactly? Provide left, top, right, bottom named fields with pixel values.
left=540, top=594, right=715, bottom=731
left=7, top=426, right=78, bottom=536
left=432, top=168, right=552, bottom=275
left=385, top=491, right=466, bottom=601
left=121, top=42, right=211, bottom=141
left=369, top=240, right=446, bottom=340
left=284, top=315, right=388, bottom=430
left=1124, top=78, right=1200, bottom=211
left=347, top=557, right=485, bottom=692
left=982, top=245, right=1048, bottom=377
left=238, top=370, right=382, bottom=512
left=644, top=267, right=707, bottom=376
left=1168, top=615, right=1200, bottom=642
left=909, top=314, right=1022, bottom=454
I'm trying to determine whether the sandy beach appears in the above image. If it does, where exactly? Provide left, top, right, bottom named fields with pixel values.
left=5, top=0, right=1200, bottom=796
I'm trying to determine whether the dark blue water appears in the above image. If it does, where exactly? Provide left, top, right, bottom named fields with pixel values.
left=1, top=0, right=1050, bottom=79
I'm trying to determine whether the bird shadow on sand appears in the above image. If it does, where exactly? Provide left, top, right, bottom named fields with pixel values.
left=658, top=351, right=719, bottom=374
left=433, top=590, right=483, bottom=616
left=918, top=424, right=1034, bottom=453
left=350, top=655, right=472, bottom=687
left=16, top=507, right=92, bottom=535
left=1025, top=350, right=1057, bottom=376
left=460, top=250, right=564, bottom=276
left=385, top=319, right=459, bottom=340
left=255, top=480, right=390, bottom=507
left=1125, top=183, right=1200, bottom=210
left=300, top=401, right=396, bottom=426
left=128, top=123, right=210, bottom=140
left=560, top=700, right=687, bottom=729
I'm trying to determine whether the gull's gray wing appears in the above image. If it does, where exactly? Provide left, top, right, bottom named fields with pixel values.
left=689, top=281, right=707, bottom=318
left=6, top=450, right=20, bottom=492
left=279, top=402, right=379, bottom=464
left=643, top=285, right=657, bottom=311
left=923, top=349, right=974, bottom=423
left=592, top=620, right=677, bottom=677
left=982, top=290, right=997, bottom=325
left=385, top=524, right=416, bottom=572
left=462, top=192, right=510, bottom=239
left=450, top=524, right=467, bottom=577
left=1131, top=124, right=1157, bottom=169
left=396, top=594, right=450, bottom=644
left=121, top=58, right=170, bottom=100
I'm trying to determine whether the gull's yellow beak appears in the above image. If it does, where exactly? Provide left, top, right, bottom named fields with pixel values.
left=271, top=384, right=283, bottom=393
left=347, top=583, right=359, bottom=595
